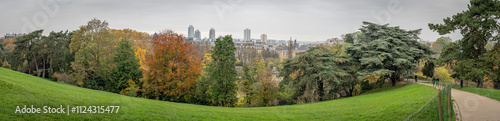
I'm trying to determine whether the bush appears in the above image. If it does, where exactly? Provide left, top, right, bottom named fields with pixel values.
left=415, top=72, right=428, bottom=80
left=53, top=72, right=75, bottom=85
left=434, top=66, right=454, bottom=82
left=1, top=60, right=11, bottom=69
left=120, top=79, right=139, bottom=97
left=361, top=81, right=372, bottom=93
left=51, top=72, right=60, bottom=81
left=189, top=76, right=212, bottom=105
left=84, top=77, right=106, bottom=90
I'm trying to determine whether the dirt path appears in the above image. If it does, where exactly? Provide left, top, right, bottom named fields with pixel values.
left=412, top=80, right=500, bottom=121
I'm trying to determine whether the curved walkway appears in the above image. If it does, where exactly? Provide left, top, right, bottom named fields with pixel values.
left=412, top=80, right=500, bottom=121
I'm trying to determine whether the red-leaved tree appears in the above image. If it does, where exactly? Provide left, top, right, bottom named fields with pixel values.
left=141, top=30, right=201, bottom=101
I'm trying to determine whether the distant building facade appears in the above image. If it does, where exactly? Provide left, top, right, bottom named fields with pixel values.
left=261, top=34, right=267, bottom=44
left=244, top=28, right=251, bottom=41
left=195, top=29, right=201, bottom=40
left=274, top=38, right=310, bottom=59
left=188, top=25, right=194, bottom=38
left=209, top=28, right=215, bottom=41
left=4, top=33, right=26, bottom=39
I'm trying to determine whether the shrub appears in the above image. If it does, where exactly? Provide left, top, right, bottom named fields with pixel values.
left=84, top=77, right=106, bottom=90
left=120, top=79, right=139, bottom=97
left=53, top=72, right=75, bottom=85
left=51, top=72, right=61, bottom=81
left=1, top=60, right=11, bottom=69
left=434, top=66, right=454, bottom=82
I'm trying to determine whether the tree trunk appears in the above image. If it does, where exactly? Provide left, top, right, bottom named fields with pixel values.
left=34, top=57, right=39, bottom=76
left=344, top=89, right=350, bottom=97
left=317, top=80, right=324, bottom=101
left=42, top=57, right=46, bottom=78
left=477, top=78, right=483, bottom=88
left=391, top=76, right=397, bottom=86
left=349, top=85, right=355, bottom=97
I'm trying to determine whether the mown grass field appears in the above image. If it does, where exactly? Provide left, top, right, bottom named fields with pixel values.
left=0, top=68, right=436, bottom=120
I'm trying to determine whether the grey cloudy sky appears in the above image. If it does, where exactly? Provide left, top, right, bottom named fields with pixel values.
left=0, top=0, right=470, bottom=42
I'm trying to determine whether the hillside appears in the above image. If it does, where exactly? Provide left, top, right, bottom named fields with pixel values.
left=0, top=68, right=436, bottom=120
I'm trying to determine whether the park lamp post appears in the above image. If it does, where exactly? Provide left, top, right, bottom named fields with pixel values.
left=460, top=46, right=463, bottom=88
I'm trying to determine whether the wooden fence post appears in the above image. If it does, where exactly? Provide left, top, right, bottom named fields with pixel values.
left=448, top=84, right=452, bottom=121
left=437, top=88, right=443, bottom=121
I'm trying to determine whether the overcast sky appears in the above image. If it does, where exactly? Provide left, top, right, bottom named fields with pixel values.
left=0, top=0, right=470, bottom=42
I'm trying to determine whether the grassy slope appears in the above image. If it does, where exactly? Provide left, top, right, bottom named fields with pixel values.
left=452, top=85, right=500, bottom=101
left=0, top=68, right=436, bottom=120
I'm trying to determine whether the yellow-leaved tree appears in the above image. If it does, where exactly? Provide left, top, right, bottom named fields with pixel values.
left=201, top=53, right=212, bottom=74
left=134, top=48, right=147, bottom=70
left=434, top=66, right=453, bottom=82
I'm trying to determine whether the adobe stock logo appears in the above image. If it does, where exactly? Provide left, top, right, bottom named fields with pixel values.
left=213, top=0, right=243, bottom=21
left=21, top=0, right=72, bottom=33
left=370, top=0, right=409, bottom=24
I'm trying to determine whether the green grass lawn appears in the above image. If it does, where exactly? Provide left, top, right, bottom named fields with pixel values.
left=0, top=68, right=436, bottom=120
left=452, top=85, right=500, bottom=101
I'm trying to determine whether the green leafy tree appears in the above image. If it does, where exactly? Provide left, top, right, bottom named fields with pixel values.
left=481, top=46, right=500, bottom=89
left=191, top=76, right=212, bottom=105
left=239, top=58, right=279, bottom=106
left=190, top=53, right=213, bottom=105
left=329, top=42, right=351, bottom=55
left=239, top=64, right=255, bottom=105
left=422, top=60, right=435, bottom=79
left=108, top=38, right=143, bottom=93
left=209, top=35, right=238, bottom=106
left=347, top=22, right=434, bottom=86
left=254, top=70, right=278, bottom=106
left=0, top=42, right=3, bottom=67
left=434, top=66, right=454, bottom=82
left=34, top=31, right=73, bottom=78
left=10, top=30, right=43, bottom=73
left=0, top=40, right=3, bottom=51
left=437, top=42, right=460, bottom=68
left=343, top=33, right=354, bottom=44
left=44, top=31, right=73, bottom=74
left=280, top=47, right=352, bottom=103
left=429, top=0, right=499, bottom=88
left=70, top=18, right=115, bottom=89
left=8, top=30, right=72, bottom=78
left=431, top=37, right=452, bottom=54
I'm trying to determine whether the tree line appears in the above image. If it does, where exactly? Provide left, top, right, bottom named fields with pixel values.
left=0, top=0, right=497, bottom=107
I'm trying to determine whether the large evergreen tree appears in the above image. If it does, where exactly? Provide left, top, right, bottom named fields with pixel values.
left=280, top=47, right=352, bottom=103
left=35, top=31, right=73, bottom=78
left=422, top=60, right=435, bottom=79
left=344, top=33, right=354, bottom=44
left=108, top=38, right=142, bottom=93
left=10, top=30, right=43, bottom=73
left=209, top=35, right=238, bottom=106
left=347, top=22, right=434, bottom=86
left=429, top=0, right=499, bottom=88
left=482, top=46, right=500, bottom=89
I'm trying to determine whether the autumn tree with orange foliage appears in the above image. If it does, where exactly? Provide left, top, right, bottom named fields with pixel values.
left=141, top=31, right=201, bottom=102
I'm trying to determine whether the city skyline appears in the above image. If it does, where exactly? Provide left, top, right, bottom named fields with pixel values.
left=183, top=26, right=293, bottom=41
left=0, top=0, right=470, bottom=42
